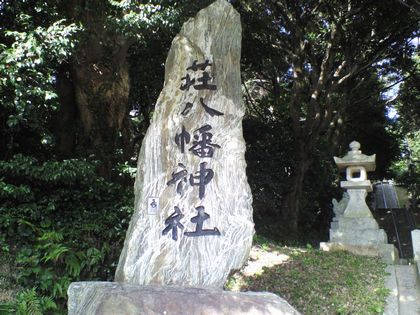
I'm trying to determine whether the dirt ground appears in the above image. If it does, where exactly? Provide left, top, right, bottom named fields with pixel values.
left=227, top=244, right=294, bottom=291
left=0, top=258, right=20, bottom=302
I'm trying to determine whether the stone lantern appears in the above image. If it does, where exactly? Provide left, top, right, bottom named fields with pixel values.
left=333, top=140, right=376, bottom=219
left=320, top=141, right=398, bottom=263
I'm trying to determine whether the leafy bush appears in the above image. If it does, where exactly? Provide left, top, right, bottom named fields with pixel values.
left=0, top=13, right=81, bottom=159
left=0, top=288, right=57, bottom=315
left=391, top=130, right=420, bottom=209
left=0, top=154, right=133, bottom=311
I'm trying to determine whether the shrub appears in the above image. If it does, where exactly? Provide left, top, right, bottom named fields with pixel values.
left=0, top=154, right=133, bottom=311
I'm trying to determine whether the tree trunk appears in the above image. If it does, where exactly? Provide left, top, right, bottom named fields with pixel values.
left=281, top=141, right=312, bottom=232
left=55, top=63, right=77, bottom=158
left=55, top=46, right=131, bottom=177
left=70, top=47, right=131, bottom=173
left=56, top=0, right=132, bottom=177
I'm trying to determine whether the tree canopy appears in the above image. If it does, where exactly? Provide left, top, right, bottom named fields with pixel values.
left=0, top=0, right=419, bottom=312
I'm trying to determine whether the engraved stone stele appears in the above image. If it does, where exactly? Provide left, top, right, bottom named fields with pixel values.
left=115, top=0, right=254, bottom=288
left=67, top=3, right=302, bottom=313
left=320, top=141, right=398, bottom=263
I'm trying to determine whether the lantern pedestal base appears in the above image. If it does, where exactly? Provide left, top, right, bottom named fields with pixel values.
left=321, top=216, right=398, bottom=264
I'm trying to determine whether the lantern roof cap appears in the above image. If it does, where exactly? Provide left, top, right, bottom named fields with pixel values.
left=334, top=141, right=376, bottom=171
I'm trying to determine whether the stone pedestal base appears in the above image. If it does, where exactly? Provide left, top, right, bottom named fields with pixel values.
left=321, top=217, right=399, bottom=264
left=330, top=217, right=379, bottom=231
left=320, top=242, right=398, bottom=264
left=330, top=217, right=386, bottom=245
left=67, top=282, right=301, bottom=315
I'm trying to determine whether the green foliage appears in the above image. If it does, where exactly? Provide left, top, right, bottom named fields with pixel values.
left=107, top=1, right=180, bottom=39
left=336, top=73, right=401, bottom=179
left=390, top=57, right=420, bottom=206
left=243, top=103, right=293, bottom=227
left=0, top=288, right=57, bottom=315
left=244, top=94, right=338, bottom=240
left=0, top=14, right=80, bottom=156
left=0, top=1, right=418, bottom=312
left=0, top=155, right=133, bottom=310
left=237, top=0, right=418, bottom=231
left=391, top=131, right=420, bottom=206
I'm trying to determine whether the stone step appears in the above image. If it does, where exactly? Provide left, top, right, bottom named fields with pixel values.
left=372, top=208, right=415, bottom=259
left=384, top=265, right=399, bottom=315
left=395, top=264, right=420, bottom=315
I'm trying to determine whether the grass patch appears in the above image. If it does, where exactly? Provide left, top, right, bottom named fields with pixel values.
left=226, top=236, right=389, bottom=315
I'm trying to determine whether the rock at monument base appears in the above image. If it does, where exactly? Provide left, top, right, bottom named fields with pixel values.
left=67, top=282, right=301, bottom=315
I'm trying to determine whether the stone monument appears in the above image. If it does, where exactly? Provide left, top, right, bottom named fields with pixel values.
left=320, top=141, right=398, bottom=263
left=114, top=0, right=254, bottom=288
left=68, top=1, right=300, bottom=313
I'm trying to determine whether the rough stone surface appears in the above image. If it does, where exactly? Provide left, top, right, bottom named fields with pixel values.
left=333, top=141, right=376, bottom=171
left=384, top=265, right=399, bottom=315
left=412, top=229, right=420, bottom=261
left=115, top=0, right=254, bottom=288
left=395, top=265, right=420, bottom=315
left=340, top=187, right=373, bottom=217
left=67, top=282, right=301, bottom=315
left=332, top=192, right=349, bottom=220
left=330, top=224, right=387, bottom=245
left=331, top=217, right=379, bottom=230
